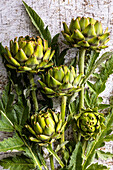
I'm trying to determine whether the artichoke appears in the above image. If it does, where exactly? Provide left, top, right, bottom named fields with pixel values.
left=75, top=108, right=105, bottom=140
left=38, top=65, right=82, bottom=97
left=3, top=36, right=55, bottom=73
left=25, top=109, right=66, bottom=145
left=62, top=17, right=110, bottom=50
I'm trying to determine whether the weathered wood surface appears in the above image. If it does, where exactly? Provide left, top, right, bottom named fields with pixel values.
left=0, top=0, right=113, bottom=169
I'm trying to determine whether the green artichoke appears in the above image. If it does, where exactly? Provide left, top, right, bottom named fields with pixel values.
left=3, top=36, right=55, bottom=73
left=38, top=65, right=82, bottom=97
left=25, top=109, right=66, bottom=145
left=62, top=17, right=110, bottom=50
left=75, top=108, right=105, bottom=140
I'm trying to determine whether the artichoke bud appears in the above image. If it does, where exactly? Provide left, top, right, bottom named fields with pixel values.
left=45, top=116, right=55, bottom=128
left=10, top=40, right=14, bottom=54
left=79, top=17, right=89, bottom=31
left=23, top=42, right=34, bottom=56
left=25, top=125, right=36, bottom=136
left=94, top=21, right=103, bottom=35
left=34, top=45, right=43, bottom=59
left=75, top=108, right=105, bottom=140
left=37, top=115, right=46, bottom=129
left=50, top=76, right=62, bottom=88
left=63, top=71, right=70, bottom=83
left=34, top=122, right=43, bottom=134
left=99, top=33, right=110, bottom=43
left=62, top=17, right=110, bottom=50
left=15, top=49, right=28, bottom=62
left=39, top=65, right=82, bottom=97
left=63, top=22, right=70, bottom=35
left=37, top=134, right=50, bottom=141
left=82, top=24, right=96, bottom=37
left=71, top=29, right=85, bottom=40
left=88, top=37, right=100, bottom=46
left=54, top=67, right=64, bottom=82
left=69, top=18, right=77, bottom=33
left=56, top=119, right=62, bottom=132
left=2, top=36, right=54, bottom=73
left=78, top=40, right=90, bottom=47
left=62, top=32, right=74, bottom=43
left=44, top=125, right=54, bottom=136
left=18, top=40, right=27, bottom=49
left=44, top=39, right=48, bottom=51
left=43, top=48, right=51, bottom=60
left=13, top=41, right=19, bottom=55
left=26, top=109, right=64, bottom=144
left=5, top=47, right=20, bottom=67
left=25, top=56, right=39, bottom=66
left=88, top=17, right=96, bottom=24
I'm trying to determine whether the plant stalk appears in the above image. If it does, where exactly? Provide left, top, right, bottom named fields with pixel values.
left=28, top=73, right=38, bottom=112
left=21, top=136, right=42, bottom=170
left=79, top=48, right=86, bottom=110
left=61, top=96, right=67, bottom=149
left=50, top=143, right=54, bottom=170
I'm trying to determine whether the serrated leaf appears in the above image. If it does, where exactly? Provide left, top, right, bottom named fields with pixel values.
left=0, top=154, right=35, bottom=170
left=23, top=1, right=51, bottom=46
left=87, top=81, right=96, bottom=93
left=0, top=134, right=24, bottom=152
left=84, top=52, right=113, bottom=84
left=84, top=89, right=91, bottom=107
left=14, top=96, right=30, bottom=126
left=96, top=150, right=113, bottom=160
left=0, top=119, right=13, bottom=132
left=98, top=104, right=110, bottom=110
left=86, top=162, right=109, bottom=170
left=85, top=51, right=99, bottom=82
left=68, top=142, right=82, bottom=170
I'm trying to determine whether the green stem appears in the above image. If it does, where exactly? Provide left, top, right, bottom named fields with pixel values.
left=79, top=48, right=86, bottom=110
left=28, top=73, right=38, bottom=112
left=50, top=143, right=54, bottom=170
left=61, top=96, right=67, bottom=149
left=82, top=140, right=87, bottom=156
left=47, top=144, right=64, bottom=168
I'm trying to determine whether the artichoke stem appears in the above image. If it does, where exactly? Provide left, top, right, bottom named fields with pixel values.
left=79, top=48, right=86, bottom=110
left=61, top=96, right=67, bottom=149
left=28, top=73, right=38, bottom=112
left=50, top=143, right=55, bottom=170
left=82, top=140, right=87, bottom=156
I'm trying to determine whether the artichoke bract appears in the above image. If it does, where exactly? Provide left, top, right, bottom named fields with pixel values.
left=75, top=108, right=105, bottom=140
left=62, top=17, right=110, bottom=50
left=25, top=109, right=66, bottom=145
left=38, top=65, right=82, bottom=97
left=3, top=36, right=55, bottom=73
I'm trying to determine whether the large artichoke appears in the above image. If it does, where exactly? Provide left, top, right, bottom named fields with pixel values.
left=38, top=65, right=82, bottom=97
left=3, top=36, right=55, bottom=73
left=74, top=108, right=105, bottom=140
left=62, top=17, right=110, bottom=50
left=25, top=109, right=66, bottom=145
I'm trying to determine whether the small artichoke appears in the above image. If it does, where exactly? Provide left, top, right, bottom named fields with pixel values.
left=25, top=109, right=66, bottom=145
left=62, top=17, right=110, bottom=50
left=75, top=108, right=105, bottom=140
left=3, top=36, right=55, bottom=73
left=38, top=65, right=82, bottom=97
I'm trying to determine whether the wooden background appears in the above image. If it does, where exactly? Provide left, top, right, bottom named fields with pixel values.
left=0, top=0, right=113, bottom=169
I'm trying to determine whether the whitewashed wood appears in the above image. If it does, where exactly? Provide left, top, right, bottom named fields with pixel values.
left=0, top=0, right=113, bottom=169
